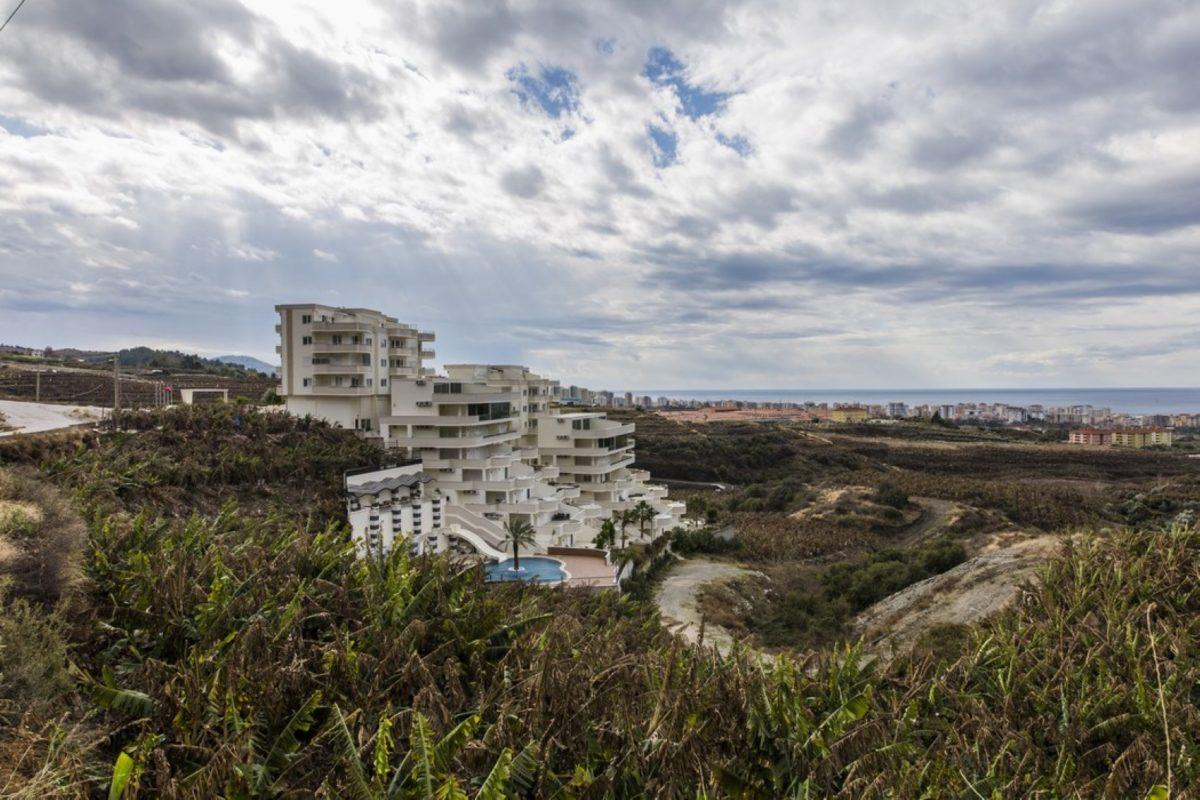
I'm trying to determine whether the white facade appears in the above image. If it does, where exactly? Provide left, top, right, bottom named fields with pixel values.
left=280, top=304, right=685, bottom=559
left=276, top=304, right=435, bottom=435
left=345, top=463, right=445, bottom=557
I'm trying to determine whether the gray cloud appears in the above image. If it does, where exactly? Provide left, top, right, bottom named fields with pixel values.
left=1, top=0, right=1198, bottom=388
left=823, top=98, right=894, bottom=158
left=1068, top=174, right=1200, bottom=234
left=3, top=0, right=380, bottom=135
left=500, top=165, right=547, bottom=198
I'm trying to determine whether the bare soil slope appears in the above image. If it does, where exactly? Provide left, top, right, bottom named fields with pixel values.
left=852, top=531, right=1063, bottom=660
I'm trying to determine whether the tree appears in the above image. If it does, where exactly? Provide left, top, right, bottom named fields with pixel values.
left=501, top=518, right=537, bottom=571
left=616, top=509, right=637, bottom=549
left=634, top=500, right=656, bottom=540
left=594, top=518, right=616, bottom=550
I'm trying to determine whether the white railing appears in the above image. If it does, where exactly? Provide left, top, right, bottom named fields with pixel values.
left=443, top=505, right=507, bottom=549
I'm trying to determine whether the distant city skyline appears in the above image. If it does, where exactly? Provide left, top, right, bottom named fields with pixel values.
left=2, top=1, right=1198, bottom=388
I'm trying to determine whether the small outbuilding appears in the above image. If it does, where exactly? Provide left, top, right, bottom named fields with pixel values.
left=179, top=388, right=229, bottom=405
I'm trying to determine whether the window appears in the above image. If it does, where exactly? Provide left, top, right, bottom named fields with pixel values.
left=302, top=378, right=311, bottom=387
left=380, top=379, right=387, bottom=386
left=391, top=338, right=405, bottom=348
left=332, top=335, right=343, bottom=345
left=359, top=354, right=370, bottom=365
left=366, top=378, right=373, bottom=387
left=301, top=314, right=312, bottom=324
left=365, top=337, right=372, bottom=345
left=433, top=382, right=462, bottom=394
left=301, top=336, right=312, bottom=345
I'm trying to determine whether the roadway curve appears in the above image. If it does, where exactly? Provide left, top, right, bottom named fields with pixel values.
left=654, top=557, right=756, bottom=654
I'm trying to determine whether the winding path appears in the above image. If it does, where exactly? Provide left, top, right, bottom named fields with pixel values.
left=655, top=557, right=756, bottom=653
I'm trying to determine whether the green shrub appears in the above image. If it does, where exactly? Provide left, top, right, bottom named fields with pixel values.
left=875, top=481, right=909, bottom=509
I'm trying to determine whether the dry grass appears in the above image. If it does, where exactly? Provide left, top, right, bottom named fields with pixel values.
left=0, top=470, right=86, bottom=604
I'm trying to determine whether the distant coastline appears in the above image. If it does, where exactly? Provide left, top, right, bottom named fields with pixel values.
left=622, top=388, right=1200, bottom=415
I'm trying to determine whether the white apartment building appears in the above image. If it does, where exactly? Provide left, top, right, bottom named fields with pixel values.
left=276, top=304, right=435, bottom=436
left=345, top=463, right=445, bottom=557
left=278, top=304, right=684, bottom=559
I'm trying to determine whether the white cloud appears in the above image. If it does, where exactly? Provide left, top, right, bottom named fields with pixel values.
left=1, top=0, right=1199, bottom=386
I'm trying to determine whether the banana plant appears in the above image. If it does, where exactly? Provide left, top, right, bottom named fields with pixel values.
left=327, top=705, right=538, bottom=799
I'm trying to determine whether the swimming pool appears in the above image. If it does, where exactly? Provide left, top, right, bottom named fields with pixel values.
left=484, top=556, right=568, bottom=583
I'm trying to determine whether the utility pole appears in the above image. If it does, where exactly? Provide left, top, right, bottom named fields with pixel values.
left=113, top=353, right=120, bottom=411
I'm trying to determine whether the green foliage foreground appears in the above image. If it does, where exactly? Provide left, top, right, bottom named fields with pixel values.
left=0, top=407, right=1196, bottom=797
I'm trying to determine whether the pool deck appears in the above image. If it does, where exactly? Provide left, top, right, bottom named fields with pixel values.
left=553, top=551, right=619, bottom=589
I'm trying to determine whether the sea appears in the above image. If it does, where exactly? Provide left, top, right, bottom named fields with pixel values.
left=624, top=388, right=1200, bottom=416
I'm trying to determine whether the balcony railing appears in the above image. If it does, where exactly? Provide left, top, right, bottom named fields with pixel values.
left=312, top=342, right=372, bottom=354
left=310, top=363, right=370, bottom=374
left=312, top=320, right=375, bottom=332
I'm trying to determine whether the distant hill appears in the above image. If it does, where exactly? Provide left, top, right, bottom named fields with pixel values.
left=1, top=344, right=274, bottom=379
left=216, top=355, right=278, bottom=376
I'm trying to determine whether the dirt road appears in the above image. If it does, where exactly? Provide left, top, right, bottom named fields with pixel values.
left=0, top=400, right=105, bottom=437
left=655, top=558, right=755, bottom=653
left=897, top=496, right=960, bottom=545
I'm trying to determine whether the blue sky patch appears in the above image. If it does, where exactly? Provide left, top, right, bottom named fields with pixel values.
left=643, top=47, right=730, bottom=119
left=648, top=124, right=678, bottom=167
left=0, top=115, right=47, bottom=138
left=507, top=64, right=580, bottom=118
left=716, top=132, right=752, bottom=156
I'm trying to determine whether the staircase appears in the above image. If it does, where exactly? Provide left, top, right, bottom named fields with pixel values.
left=443, top=505, right=509, bottom=560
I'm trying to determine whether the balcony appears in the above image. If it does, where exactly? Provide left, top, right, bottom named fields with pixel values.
left=312, top=342, right=372, bottom=354
left=309, top=385, right=378, bottom=396
left=449, top=454, right=516, bottom=469
left=572, top=503, right=604, bottom=520
left=312, top=320, right=375, bottom=333
left=432, top=389, right=516, bottom=404
left=566, top=422, right=635, bottom=439
left=397, top=430, right=521, bottom=449
left=419, top=349, right=436, bottom=359
left=418, top=331, right=436, bottom=342
left=560, top=455, right=635, bottom=475
left=477, top=476, right=534, bottom=491
left=310, top=363, right=370, bottom=375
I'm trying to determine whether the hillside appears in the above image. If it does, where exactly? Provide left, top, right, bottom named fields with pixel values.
left=216, top=354, right=278, bottom=375
left=0, top=408, right=1194, bottom=797
left=2, top=345, right=272, bottom=378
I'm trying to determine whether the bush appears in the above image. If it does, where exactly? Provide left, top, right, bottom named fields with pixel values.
left=875, top=481, right=909, bottom=509
left=672, top=527, right=741, bottom=556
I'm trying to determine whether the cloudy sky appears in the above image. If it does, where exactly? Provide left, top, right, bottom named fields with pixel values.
left=1, top=0, right=1198, bottom=389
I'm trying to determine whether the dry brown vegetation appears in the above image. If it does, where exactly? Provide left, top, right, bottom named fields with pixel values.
left=0, top=406, right=1197, bottom=796
left=0, top=468, right=87, bottom=604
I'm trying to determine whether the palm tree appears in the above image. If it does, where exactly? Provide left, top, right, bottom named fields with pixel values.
left=617, top=509, right=637, bottom=549
left=501, top=518, right=537, bottom=571
left=634, top=500, right=655, bottom=540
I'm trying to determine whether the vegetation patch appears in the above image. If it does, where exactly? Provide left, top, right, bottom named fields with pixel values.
left=701, top=535, right=968, bottom=650
left=0, top=406, right=1197, bottom=796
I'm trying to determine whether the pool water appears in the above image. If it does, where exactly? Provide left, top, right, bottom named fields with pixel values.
left=485, top=556, right=567, bottom=583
